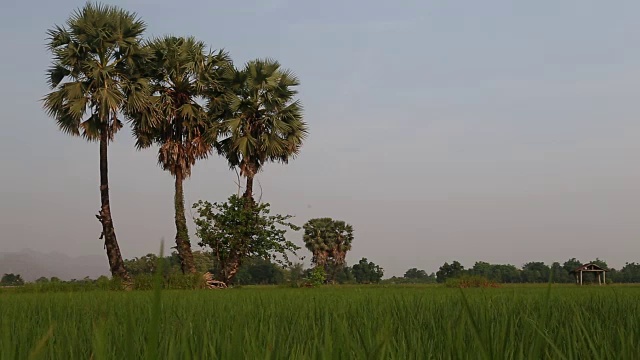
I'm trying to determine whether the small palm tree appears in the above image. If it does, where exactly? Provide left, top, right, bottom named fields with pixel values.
left=211, top=59, right=308, bottom=205
left=130, top=36, right=230, bottom=274
left=42, top=3, right=150, bottom=281
left=302, top=218, right=335, bottom=266
left=303, top=218, right=354, bottom=282
left=330, top=220, right=354, bottom=265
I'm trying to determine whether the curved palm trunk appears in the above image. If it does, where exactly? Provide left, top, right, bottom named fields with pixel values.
left=174, top=168, right=197, bottom=274
left=97, top=131, right=130, bottom=282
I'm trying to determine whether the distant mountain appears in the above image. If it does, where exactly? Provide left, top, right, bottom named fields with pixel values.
left=0, top=249, right=109, bottom=282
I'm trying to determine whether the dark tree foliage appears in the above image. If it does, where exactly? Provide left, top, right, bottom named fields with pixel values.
left=404, top=268, right=429, bottom=279
left=124, top=251, right=214, bottom=276
left=520, top=262, right=551, bottom=283
left=436, top=261, right=465, bottom=283
left=286, top=263, right=306, bottom=283
left=1, top=273, right=25, bottom=286
left=352, top=258, right=384, bottom=284
left=431, top=258, right=640, bottom=284
left=563, top=258, right=583, bottom=274
left=232, top=257, right=286, bottom=285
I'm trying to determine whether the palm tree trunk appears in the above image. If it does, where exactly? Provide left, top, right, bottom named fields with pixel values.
left=243, top=174, right=254, bottom=207
left=174, top=167, right=197, bottom=274
left=97, top=130, right=130, bottom=282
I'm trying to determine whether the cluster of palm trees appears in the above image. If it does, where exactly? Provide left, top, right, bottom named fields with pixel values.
left=43, top=3, right=307, bottom=282
left=302, top=218, right=354, bottom=281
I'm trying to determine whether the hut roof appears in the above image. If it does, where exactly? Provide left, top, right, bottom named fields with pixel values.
left=571, top=263, right=607, bottom=273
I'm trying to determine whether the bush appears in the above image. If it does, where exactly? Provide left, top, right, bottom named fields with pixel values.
left=14, top=278, right=123, bottom=293
left=132, top=274, right=207, bottom=290
left=9, top=274, right=209, bottom=293
left=305, top=267, right=326, bottom=287
left=444, top=275, right=500, bottom=288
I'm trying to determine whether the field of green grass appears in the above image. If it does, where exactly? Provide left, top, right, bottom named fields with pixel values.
left=1, top=285, right=639, bottom=359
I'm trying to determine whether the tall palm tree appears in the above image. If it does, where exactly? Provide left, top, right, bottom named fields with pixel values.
left=211, top=59, right=308, bottom=205
left=130, top=36, right=230, bottom=274
left=43, top=3, right=150, bottom=281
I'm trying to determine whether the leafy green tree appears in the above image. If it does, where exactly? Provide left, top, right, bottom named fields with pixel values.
left=43, top=3, right=150, bottom=281
left=352, top=258, right=384, bottom=284
left=124, top=253, right=159, bottom=275
left=192, top=251, right=216, bottom=273
left=550, top=262, right=572, bottom=283
left=562, top=258, right=583, bottom=274
left=193, top=194, right=300, bottom=284
left=285, top=262, right=305, bottom=283
left=617, top=262, right=640, bottom=283
left=1, top=273, right=24, bottom=286
left=395, top=268, right=436, bottom=284
left=521, top=262, right=551, bottom=283
left=35, top=277, right=50, bottom=284
left=334, top=266, right=356, bottom=284
left=125, top=251, right=214, bottom=276
left=589, top=258, right=608, bottom=269
left=211, top=59, right=308, bottom=204
left=467, top=262, right=521, bottom=283
left=232, top=257, right=285, bottom=285
left=492, top=264, right=521, bottom=283
left=469, top=261, right=492, bottom=278
left=130, top=36, right=231, bottom=274
left=404, top=268, right=429, bottom=279
left=302, top=218, right=354, bottom=283
left=436, top=261, right=464, bottom=283
left=305, top=266, right=326, bottom=287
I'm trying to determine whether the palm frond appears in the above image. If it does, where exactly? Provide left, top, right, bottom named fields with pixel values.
left=125, top=35, right=230, bottom=177
left=43, top=2, right=150, bottom=142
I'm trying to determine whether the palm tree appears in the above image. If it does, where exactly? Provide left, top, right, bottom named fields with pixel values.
left=211, top=59, right=308, bottom=205
left=130, top=36, right=230, bottom=274
left=303, top=218, right=354, bottom=282
left=330, top=220, right=354, bottom=266
left=43, top=3, right=150, bottom=281
left=302, top=218, right=335, bottom=266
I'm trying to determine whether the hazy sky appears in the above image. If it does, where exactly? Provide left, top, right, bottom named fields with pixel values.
left=1, top=0, right=639, bottom=276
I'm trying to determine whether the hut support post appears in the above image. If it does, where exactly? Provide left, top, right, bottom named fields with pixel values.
left=603, top=271, right=606, bottom=285
left=598, top=272, right=601, bottom=285
left=579, top=271, right=583, bottom=285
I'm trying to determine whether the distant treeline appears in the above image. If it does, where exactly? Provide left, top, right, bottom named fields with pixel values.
left=7, top=255, right=640, bottom=288
left=386, top=258, right=640, bottom=284
left=121, top=252, right=384, bottom=286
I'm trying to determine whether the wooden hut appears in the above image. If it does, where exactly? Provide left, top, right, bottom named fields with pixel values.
left=570, top=263, right=607, bottom=285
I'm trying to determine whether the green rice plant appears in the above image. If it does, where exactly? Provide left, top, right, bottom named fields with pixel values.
left=1, top=285, right=639, bottom=359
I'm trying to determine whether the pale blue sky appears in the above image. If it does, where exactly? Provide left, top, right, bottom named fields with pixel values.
left=1, top=1, right=639, bottom=276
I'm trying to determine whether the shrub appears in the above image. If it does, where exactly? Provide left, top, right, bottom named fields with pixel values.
left=444, top=275, right=500, bottom=288
left=305, top=267, right=326, bottom=287
left=132, top=274, right=207, bottom=290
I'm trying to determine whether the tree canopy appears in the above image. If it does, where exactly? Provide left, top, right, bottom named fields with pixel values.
left=193, top=195, right=300, bottom=284
left=352, top=258, right=384, bottom=284
left=211, top=59, right=308, bottom=202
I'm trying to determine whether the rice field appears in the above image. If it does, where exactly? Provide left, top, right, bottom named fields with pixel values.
left=1, top=285, right=639, bottom=359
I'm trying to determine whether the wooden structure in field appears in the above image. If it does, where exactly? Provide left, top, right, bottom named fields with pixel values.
left=571, top=263, right=607, bottom=285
